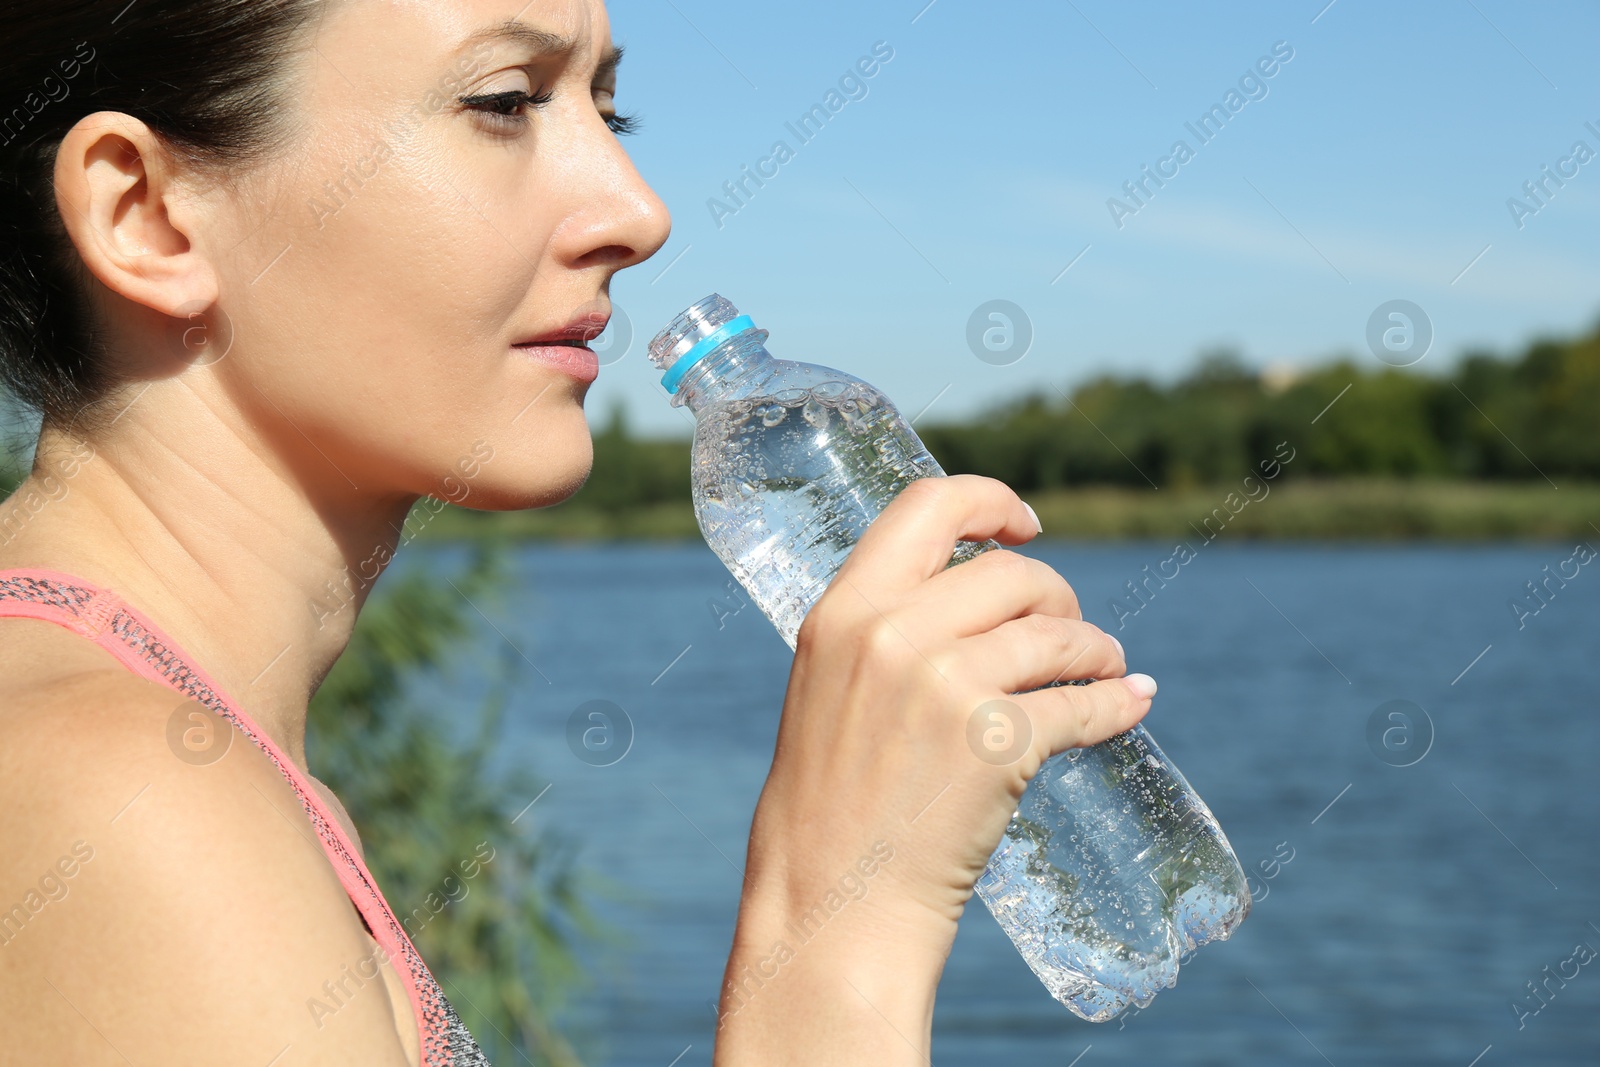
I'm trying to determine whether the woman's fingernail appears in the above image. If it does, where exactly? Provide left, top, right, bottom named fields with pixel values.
left=1109, top=634, right=1125, bottom=662
left=1123, top=673, right=1157, bottom=700
left=1022, top=501, right=1043, bottom=534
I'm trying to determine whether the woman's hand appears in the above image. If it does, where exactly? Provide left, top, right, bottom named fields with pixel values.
left=714, top=474, right=1156, bottom=1065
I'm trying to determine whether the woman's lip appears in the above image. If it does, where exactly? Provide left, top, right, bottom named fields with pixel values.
left=514, top=342, right=599, bottom=384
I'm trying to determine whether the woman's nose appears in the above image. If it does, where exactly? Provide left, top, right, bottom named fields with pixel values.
left=563, top=123, right=673, bottom=273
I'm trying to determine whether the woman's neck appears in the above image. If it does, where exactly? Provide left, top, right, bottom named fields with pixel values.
left=0, top=418, right=417, bottom=771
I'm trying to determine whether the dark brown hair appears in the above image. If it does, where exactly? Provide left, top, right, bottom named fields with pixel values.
left=0, top=0, right=325, bottom=434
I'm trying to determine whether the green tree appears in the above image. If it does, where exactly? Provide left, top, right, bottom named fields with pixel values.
left=308, top=535, right=611, bottom=1065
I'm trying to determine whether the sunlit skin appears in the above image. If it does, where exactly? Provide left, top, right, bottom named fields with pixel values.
left=1, top=0, right=666, bottom=766
left=0, top=1, right=667, bottom=1062
left=0, top=2, right=1152, bottom=1063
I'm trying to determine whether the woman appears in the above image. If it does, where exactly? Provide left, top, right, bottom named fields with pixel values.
left=0, top=1, right=1155, bottom=1063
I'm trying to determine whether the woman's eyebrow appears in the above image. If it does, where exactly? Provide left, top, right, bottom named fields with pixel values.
left=457, top=18, right=623, bottom=79
left=459, top=18, right=578, bottom=59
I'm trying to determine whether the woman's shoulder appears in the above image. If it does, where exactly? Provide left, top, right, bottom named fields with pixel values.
left=0, top=618, right=415, bottom=1064
left=0, top=615, right=203, bottom=800
left=0, top=615, right=246, bottom=811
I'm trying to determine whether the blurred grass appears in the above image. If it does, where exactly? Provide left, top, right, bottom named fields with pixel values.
left=417, top=478, right=1600, bottom=543
left=308, top=537, right=616, bottom=1066
left=1022, top=478, right=1600, bottom=541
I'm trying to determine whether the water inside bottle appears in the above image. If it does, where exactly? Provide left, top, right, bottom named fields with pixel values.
left=652, top=295, right=1252, bottom=1021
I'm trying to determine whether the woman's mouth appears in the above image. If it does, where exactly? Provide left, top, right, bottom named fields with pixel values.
left=514, top=340, right=599, bottom=384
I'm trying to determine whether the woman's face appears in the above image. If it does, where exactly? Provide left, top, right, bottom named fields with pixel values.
left=208, top=0, right=669, bottom=510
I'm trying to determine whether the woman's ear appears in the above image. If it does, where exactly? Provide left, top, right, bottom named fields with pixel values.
left=52, top=110, right=218, bottom=318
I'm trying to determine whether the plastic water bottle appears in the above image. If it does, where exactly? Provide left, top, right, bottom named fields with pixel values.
left=646, top=294, right=1251, bottom=1021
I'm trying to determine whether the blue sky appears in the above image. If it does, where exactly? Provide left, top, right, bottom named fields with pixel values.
left=596, top=0, right=1600, bottom=435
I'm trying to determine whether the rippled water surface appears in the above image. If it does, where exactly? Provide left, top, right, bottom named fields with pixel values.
left=415, top=539, right=1599, bottom=1067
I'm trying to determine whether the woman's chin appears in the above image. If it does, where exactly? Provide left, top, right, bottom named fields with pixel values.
left=446, top=459, right=595, bottom=513
left=401, top=404, right=597, bottom=512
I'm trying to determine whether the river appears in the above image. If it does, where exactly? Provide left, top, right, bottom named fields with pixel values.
left=428, top=539, right=1599, bottom=1066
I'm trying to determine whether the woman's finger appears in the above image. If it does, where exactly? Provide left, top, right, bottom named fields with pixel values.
left=902, top=547, right=1082, bottom=638
left=1009, top=674, right=1156, bottom=759
left=955, top=615, right=1125, bottom=695
left=834, top=475, right=1040, bottom=597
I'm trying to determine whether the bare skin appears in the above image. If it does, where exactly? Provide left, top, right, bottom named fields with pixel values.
left=0, top=1, right=1154, bottom=1063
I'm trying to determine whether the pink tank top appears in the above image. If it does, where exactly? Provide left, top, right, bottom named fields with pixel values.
left=0, top=567, right=492, bottom=1066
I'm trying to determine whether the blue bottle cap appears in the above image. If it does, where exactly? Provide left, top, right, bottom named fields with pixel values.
left=659, top=314, right=756, bottom=395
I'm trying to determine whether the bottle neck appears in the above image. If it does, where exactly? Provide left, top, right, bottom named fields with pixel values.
left=673, top=335, right=774, bottom=413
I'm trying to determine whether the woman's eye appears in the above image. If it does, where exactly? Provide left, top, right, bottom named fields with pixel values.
left=459, top=87, right=641, bottom=137
left=459, top=87, right=554, bottom=129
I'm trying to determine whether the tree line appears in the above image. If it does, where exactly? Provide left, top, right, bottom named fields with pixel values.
left=564, top=315, right=1600, bottom=509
